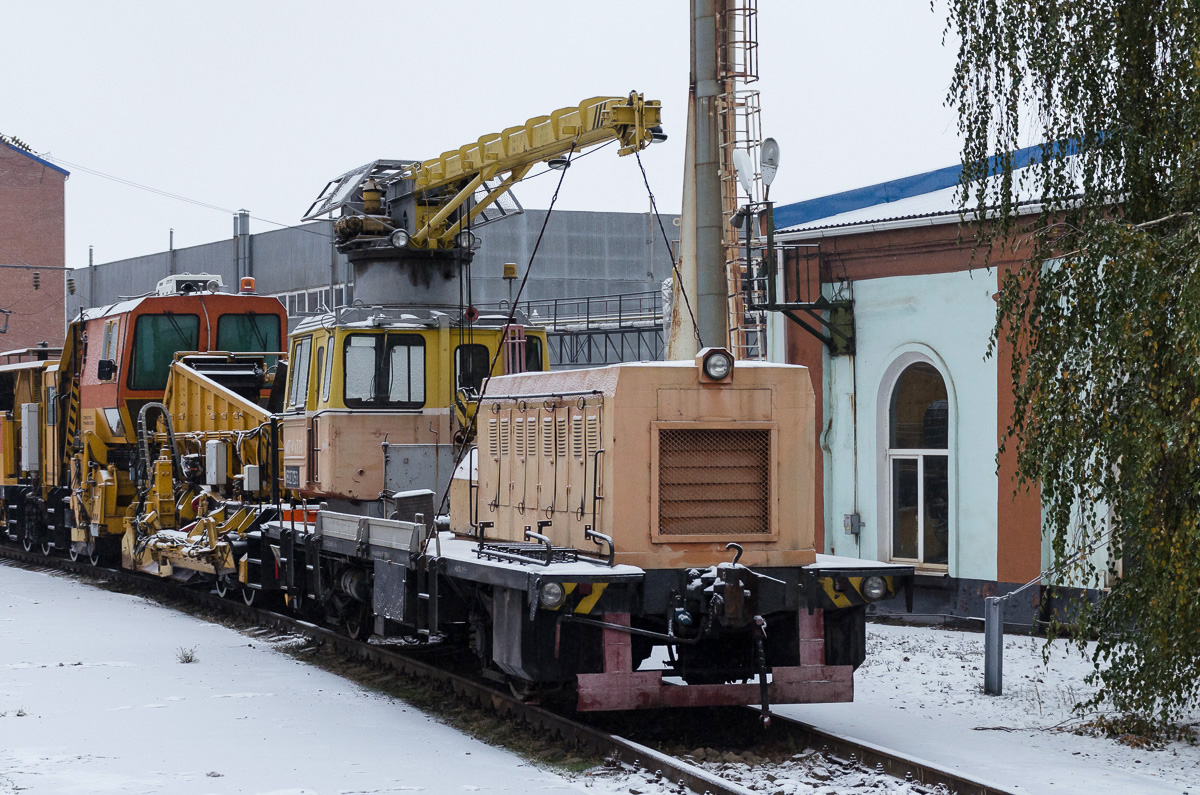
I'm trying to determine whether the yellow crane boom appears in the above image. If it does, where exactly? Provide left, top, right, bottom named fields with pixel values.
left=408, top=93, right=662, bottom=248
left=306, top=92, right=663, bottom=252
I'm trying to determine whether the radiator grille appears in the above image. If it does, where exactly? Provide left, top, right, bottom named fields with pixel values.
left=657, top=428, right=771, bottom=536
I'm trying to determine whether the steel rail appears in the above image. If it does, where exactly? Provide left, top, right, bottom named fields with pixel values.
left=761, top=712, right=1013, bottom=795
left=0, top=543, right=1014, bottom=795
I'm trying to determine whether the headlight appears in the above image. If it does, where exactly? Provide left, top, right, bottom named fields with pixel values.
left=863, top=576, right=888, bottom=602
left=456, top=230, right=479, bottom=250
left=540, top=581, right=566, bottom=609
left=703, top=350, right=734, bottom=380
left=389, top=228, right=410, bottom=248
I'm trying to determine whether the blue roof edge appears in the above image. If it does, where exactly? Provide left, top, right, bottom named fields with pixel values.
left=1, top=141, right=69, bottom=177
left=774, top=141, right=1053, bottom=230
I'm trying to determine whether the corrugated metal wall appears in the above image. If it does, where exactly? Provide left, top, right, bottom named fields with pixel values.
left=65, top=210, right=676, bottom=323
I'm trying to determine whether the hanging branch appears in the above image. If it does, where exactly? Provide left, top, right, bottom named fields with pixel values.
left=947, top=0, right=1200, bottom=729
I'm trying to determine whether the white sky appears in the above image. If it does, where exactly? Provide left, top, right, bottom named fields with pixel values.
left=1, top=1, right=961, bottom=267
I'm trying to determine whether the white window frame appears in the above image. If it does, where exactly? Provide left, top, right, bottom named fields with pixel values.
left=876, top=348, right=955, bottom=573
left=885, top=449, right=949, bottom=566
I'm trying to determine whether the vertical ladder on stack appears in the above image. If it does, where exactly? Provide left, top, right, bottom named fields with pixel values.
left=717, top=0, right=768, bottom=360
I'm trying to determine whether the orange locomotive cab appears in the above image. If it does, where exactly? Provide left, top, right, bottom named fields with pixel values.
left=69, top=274, right=287, bottom=562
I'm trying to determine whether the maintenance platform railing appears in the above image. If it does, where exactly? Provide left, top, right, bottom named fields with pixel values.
left=489, top=290, right=665, bottom=369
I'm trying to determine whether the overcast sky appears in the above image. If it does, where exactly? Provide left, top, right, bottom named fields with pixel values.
left=2, top=1, right=962, bottom=267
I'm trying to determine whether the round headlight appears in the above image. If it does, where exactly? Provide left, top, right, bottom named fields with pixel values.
left=389, top=228, right=410, bottom=248
left=540, top=581, right=566, bottom=609
left=703, top=351, right=734, bottom=380
left=456, top=230, right=478, bottom=250
left=863, top=575, right=888, bottom=602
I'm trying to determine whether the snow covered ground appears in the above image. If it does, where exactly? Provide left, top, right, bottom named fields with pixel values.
left=3, top=560, right=1197, bottom=795
left=777, top=622, right=1200, bottom=795
left=0, top=563, right=665, bottom=795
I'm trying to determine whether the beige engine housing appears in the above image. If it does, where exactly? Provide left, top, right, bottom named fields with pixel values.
left=451, top=358, right=817, bottom=570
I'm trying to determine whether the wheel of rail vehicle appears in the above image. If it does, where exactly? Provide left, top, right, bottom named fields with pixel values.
left=342, top=604, right=373, bottom=642
left=507, top=677, right=539, bottom=702
left=214, top=574, right=234, bottom=599
left=242, top=586, right=258, bottom=607
left=39, top=541, right=52, bottom=557
left=67, top=542, right=80, bottom=562
left=86, top=539, right=102, bottom=567
left=20, top=532, right=33, bottom=553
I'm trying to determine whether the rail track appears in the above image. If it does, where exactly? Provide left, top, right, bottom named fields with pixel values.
left=0, top=543, right=1013, bottom=795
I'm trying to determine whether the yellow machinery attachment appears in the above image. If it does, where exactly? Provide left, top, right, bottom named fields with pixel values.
left=409, top=93, right=661, bottom=248
left=124, top=357, right=279, bottom=577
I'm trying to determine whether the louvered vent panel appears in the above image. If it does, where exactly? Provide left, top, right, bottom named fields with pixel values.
left=657, top=429, right=770, bottom=536
left=556, top=417, right=568, bottom=457
left=488, top=418, right=499, bottom=460
left=572, top=415, right=584, bottom=459
left=585, top=415, right=600, bottom=452
left=514, top=418, right=525, bottom=458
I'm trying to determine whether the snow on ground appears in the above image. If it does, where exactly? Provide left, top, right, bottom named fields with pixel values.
left=4, top=560, right=1198, bottom=795
left=777, top=622, right=1200, bottom=795
left=0, top=562, right=673, bottom=795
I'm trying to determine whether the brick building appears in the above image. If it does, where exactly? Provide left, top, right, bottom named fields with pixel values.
left=0, top=140, right=68, bottom=351
left=769, top=146, right=1073, bottom=626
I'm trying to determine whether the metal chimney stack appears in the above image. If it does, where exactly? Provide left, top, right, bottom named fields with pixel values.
left=668, top=0, right=729, bottom=359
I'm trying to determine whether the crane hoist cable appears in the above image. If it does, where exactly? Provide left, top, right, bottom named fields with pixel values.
left=432, top=140, right=580, bottom=520
left=635, top=149, right=702, bottom=348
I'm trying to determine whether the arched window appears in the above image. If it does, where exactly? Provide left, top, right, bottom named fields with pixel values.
left=888, top=362, right=949, bottom=565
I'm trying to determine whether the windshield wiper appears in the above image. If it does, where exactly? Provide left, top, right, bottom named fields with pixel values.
left=165, top=313, right=192, bottom=347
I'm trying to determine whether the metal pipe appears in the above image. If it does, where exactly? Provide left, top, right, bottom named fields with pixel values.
left=561, top=614, right=703, bottom=645
left=692, top=0, right=729, bottom=351
left=983, top=596, right=1003, bottom=695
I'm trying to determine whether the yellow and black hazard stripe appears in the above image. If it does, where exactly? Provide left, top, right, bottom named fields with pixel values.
left=544, top=582, right=609, bottom=614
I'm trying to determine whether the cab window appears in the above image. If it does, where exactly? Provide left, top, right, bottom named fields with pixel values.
left=128, top=313, right=200, bottom=391
left=525, top=337, right=544, bottom=373
left=455, top=344, right=490, bottom=395
left=217, top=312, right=282, bottom=366
left=343, top=333, right=425, bottom=408
left=314, top=345, right=325, bottom=403
left=100, top=319, right=120, bottom=361
left=321, top=336, right=334, bottom=402
left=287, top=336, right=312, bottom=410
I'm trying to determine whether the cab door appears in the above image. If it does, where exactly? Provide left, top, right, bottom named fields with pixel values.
left=280, top=334, right=314, bottom=493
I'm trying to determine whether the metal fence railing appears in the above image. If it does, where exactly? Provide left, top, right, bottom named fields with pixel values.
left=489, top=290, right=663, bottom=333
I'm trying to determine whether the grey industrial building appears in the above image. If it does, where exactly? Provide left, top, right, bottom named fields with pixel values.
left=65, top=209, right=675, bottom=367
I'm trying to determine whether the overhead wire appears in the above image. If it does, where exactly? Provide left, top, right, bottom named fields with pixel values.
left=38, top=154, right=335, bottom=240
left=47, top=140, right=620, bottom=249
left=37, top=138, right=628, bottom=259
